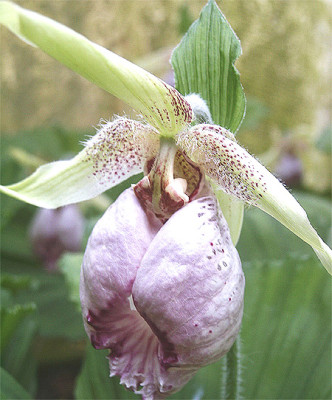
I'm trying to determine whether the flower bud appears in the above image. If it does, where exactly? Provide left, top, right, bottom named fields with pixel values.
left=275, top=152, right=303, bottom=188
left=80, top=188, right=244, bottom=399
left=30, top=205, right=84, bottom=271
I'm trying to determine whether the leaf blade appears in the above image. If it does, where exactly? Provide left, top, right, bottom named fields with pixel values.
left=171, top=0, right=246, bottom=133
left=241, top=256, right=331, bottom=399
left=0, top=367, right=32, bottom=400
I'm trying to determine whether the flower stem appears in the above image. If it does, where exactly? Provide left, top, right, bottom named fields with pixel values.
left=221, top=335, right=242, bottom=400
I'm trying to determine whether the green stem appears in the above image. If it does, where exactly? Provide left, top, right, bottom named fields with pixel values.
left=221, top=335, right=242, bottom=400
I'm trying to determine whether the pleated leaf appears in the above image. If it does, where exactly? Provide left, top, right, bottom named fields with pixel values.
left=241, top=255, right=331, bottom=399
left=171, top=0, right=246, bottom=134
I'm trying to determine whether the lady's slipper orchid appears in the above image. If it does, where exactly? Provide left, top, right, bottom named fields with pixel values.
left=30, top=205, right=84, bottom=271
left=0, top=1, right=330, bottom=271
left=81, top=187, right=244, bottom=398
left=1, top=1, right=331, bottom=398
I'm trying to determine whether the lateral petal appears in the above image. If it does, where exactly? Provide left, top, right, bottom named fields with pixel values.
left=0, top=118, right=159, bottom=208
left=177, top=124, right=332, bottom=273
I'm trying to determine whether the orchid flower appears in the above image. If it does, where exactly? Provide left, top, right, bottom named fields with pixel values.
left=1, top=1, right=331, bottom=399
left=1, top=1, right=330, bottom=271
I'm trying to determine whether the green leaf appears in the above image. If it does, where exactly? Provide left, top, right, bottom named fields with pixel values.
left=23, top=271, right=84, bottom=340
left=1, top=273, right=33, bottom=295
left=0, top=302, right=36, bottom=350
left=1, top=319, right=38, bottom=396
left=2, top=258, right=85, bottom=340
left=0, top=367, right=32, bottom=400
left=241, top=255, right=331, bottom=399
left=59, top=252, right=84, bottom=310
left=172, top=0, right=246, bottom=134
left=0, top=2, right=192, bottom=136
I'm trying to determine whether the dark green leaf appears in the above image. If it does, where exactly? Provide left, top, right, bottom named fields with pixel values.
left=1, top=319, right=38, bottom=396
left=59, top=252, right=84, bottom=310
left=0, top=302, right=36, bottom=350
left=241, top=255, right=331, bottom=399
left=0, top=367, right=32, bottom=400
left=172, top=0, right=246, bottom=133
left=2, top=259, right=85, bottom=340
left=1, top=273, right=33, bottom=294
left=27, top=272, right=85, bottom=339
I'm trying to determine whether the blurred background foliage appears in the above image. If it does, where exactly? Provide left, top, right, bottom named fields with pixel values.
left=1, top=1, right=331, bottom=399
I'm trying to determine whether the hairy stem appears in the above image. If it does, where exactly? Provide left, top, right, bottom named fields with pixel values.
left=221, top=335, right=242, bottom=399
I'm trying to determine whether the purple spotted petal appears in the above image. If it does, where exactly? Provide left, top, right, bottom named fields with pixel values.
left=80, top=188, right=244, bottom=399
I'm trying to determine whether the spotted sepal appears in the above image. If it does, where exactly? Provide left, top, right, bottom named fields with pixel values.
left=0, top=118, right=159, bottom=208
left=177, top=124, right=332, bottom=273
